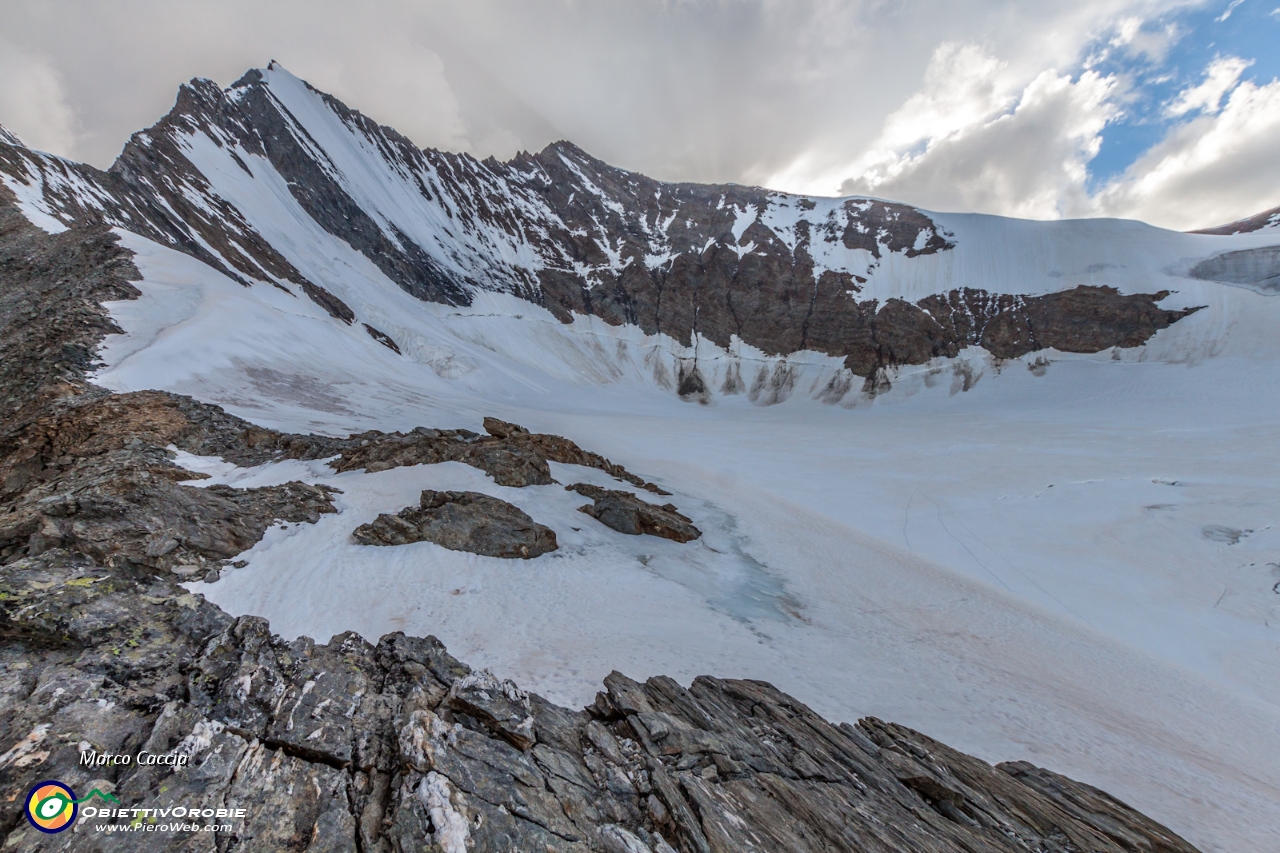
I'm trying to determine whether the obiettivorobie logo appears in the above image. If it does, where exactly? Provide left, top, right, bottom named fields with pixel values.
left=25, top=781, right=119, bottom=834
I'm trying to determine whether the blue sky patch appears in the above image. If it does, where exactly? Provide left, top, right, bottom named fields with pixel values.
left=1083, top=0, right=1280, bottom=190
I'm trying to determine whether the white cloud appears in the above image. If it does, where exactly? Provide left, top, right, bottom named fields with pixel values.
left=833, top=44, right=1117, bottom=219
left=1099, top=15, right=1184, bottom=65
left=787, top=29, right=1278, bottom=230
left=0, top=39, right=77, bottom=156
left=0, top=0, right=1197, bottom=177
left=1215, top=0, right=1245, bottom=22
left=5, top=0, right=1268, bottom=230
left=854, top=43, right=1019, bottom=173
left=1165, top=55, right=1252, bottom=117
left=1096, top=77, right=1280, bottom=229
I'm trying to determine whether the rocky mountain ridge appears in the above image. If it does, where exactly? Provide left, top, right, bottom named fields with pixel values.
left=0, top=168, right=1206, bottom=852
left=1192, top=204, right=1280, bottom=236
left=0, top=63, right=1205, bottom=395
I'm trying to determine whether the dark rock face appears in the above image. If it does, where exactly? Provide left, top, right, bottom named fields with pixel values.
left=0, top=187, right=140, bottom=426
left=1191, top=204, right=1280, bottom=235
left=885, top=285, right=1197, bottom=372
left=786, top=284, right=1197, bottom=383
left=0, top=65, right=1200, bottom=392
left=509, top=142, right=955, bottom=354
left=363, top=322, right=402, bottom=353
left=569, top=484, right=701, bottom=543
left=352, top=490, right=558, bottom=558
left=0, top=181, right=1204, bottom=853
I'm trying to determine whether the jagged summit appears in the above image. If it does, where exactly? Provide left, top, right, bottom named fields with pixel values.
left=0, top=123, right=22, bottom=148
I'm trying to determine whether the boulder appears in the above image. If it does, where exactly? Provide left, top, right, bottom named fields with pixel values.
left=568, top=484, right=700, bottom=543
left=353, top=490, right=558, bottom=558
left=482, top=417, right=530, bottom=439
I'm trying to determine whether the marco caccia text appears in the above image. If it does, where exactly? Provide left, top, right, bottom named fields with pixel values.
left=80, top=748, right=190, bottom=769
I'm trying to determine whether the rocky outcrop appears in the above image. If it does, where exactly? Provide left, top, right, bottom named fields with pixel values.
left=787, top=284, right=1196, bottom=384
left=1191, top=204, right=1280, bottom=235
left=330, top=417, right=669, bottom=494
left=0, top=184, right=140, bottom=426
left=0, top=64, right=1201, bottom=393
left=364, top=323, right=403, bottom=353
left=568, top=484, right=701, bottom=543
left=332, top=427, right=554, bottom=487
left=0, top=552, right=1201, bottom=852
left=353, top=490, right=558, bottom=558
left=0, top=191, right=344, bottom=578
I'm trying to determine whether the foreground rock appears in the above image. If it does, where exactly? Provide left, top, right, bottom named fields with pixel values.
left=0, top=551, right=1201, bottom=852
left=354, top=489, right=559, bottom=558
left=569, top=484, right=701, bottom=543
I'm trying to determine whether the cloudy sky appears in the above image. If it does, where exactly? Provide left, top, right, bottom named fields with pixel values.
left=0, top=0, right=1276, bottom=230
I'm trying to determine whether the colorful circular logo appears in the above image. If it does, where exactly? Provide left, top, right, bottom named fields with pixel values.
left=25, top=781, right=78, bottom=833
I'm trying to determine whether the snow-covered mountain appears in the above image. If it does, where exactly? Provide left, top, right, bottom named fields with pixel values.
left=3, top=63, right=1280, bottom=852
left=5, top=61, right=1277, bottom=404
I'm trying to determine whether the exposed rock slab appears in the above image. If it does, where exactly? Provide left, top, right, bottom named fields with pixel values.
left=568, top=484, right=701, bottom=543
left=353, top=489, right=558, bottom=558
